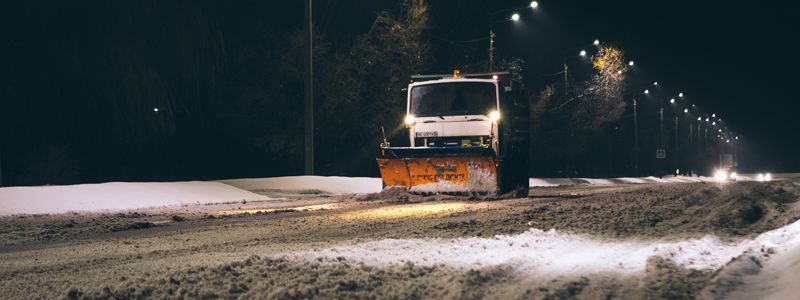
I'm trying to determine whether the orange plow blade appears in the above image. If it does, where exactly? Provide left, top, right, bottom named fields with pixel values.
left=377, top=147, right=498, bottom=194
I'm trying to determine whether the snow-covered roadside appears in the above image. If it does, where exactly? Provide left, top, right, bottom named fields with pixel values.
left=285, top=219, right=800, bottom=280
left=0, top=181, right=272, bottom=216
left=222, top=174, right=719, bottom=192
left=220, top=176, right=383, bottom=194
left=0, top=173, right=776, bottom=216
left=528, top=175, right=715, bottom=187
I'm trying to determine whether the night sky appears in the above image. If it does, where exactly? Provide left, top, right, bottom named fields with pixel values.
left=311, top=0, right=800, bottom=170
left=2, top=0, right=798, bottom=185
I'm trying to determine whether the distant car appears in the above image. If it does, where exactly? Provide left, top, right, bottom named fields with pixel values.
left=713, top=168, right=737, bottom=182
left=756, top=172, right=772, bottom=182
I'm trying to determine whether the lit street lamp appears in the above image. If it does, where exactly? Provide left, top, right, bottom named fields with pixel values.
left=488, top=3, right=538, bottom=71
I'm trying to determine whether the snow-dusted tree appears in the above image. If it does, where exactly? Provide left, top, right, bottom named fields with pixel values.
left=529, top=45, right=629, bottom=176
left=316, top=0, right=431, bottom=175
left=572, top=46, right=628, bottom=131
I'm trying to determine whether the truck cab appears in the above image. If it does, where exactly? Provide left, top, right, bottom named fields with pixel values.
left=404, top=78, right=500, bottom=155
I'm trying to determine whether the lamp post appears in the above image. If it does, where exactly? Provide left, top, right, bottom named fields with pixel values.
left=674, top=116, right=679, bottom=150
left=488, top=1, right=538, bottom=71
left=633, top=98, right=640, bottom=176
left=304, top=0, right=314, bottom=175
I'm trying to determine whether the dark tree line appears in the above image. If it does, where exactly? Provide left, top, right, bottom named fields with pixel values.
left=0, top=0, right=433, bottom=185
left=1, top=0, right=651, bottom=186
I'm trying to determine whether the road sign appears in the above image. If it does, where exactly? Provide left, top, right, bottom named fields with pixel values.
left=656, top=149, right=666, bottom=159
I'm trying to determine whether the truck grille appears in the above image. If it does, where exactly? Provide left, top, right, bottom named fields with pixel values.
left=415, top=136, right=489, bottom=147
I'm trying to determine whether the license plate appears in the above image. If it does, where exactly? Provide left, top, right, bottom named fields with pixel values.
left=415, top=131, right=438, bottom=138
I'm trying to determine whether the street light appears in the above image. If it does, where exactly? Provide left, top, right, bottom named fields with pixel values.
left=628, top=60, right=635, bottom=66
left=644, top=89, right=649, bottom=95
left=654, top=81, right=658, bottom=86
left=593, top=39, right=600, bottom=46
left=670, top=98, right=675, bottom=103
left=579, top=50, right=587, bottom=57
left=679, top=92, right=684, bottom=98
left=684, top=108, right=689, bottom=113
left=488, top=3, right=541, bottom=71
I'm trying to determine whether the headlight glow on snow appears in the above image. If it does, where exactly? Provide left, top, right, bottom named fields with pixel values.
left=729, top=172, right=737, bottom=180
left=341, top=202, right=473, bottom=220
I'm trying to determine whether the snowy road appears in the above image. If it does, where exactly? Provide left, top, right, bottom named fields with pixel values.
left=1, top=177, right=799, bottom=299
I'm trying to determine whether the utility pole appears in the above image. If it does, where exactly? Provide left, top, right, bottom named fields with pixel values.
left=564, top=63, right=568, bottom=93
left=304, top=0, right=314, bottom=175
left=488, top=30, right=495, bottom=71
left=674, top=116, right=678, bottom=149
left=633, top=98, right=639, bottom=176
left=689, top=123, right=693, bottom=168
left=659, top=107, right=664, bottom=149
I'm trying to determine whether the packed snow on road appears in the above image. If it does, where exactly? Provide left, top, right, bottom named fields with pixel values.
left=1, top=174, right=799, bottom=299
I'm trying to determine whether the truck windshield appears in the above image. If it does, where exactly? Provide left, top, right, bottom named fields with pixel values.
left=409, top=82, right=497, bottom=117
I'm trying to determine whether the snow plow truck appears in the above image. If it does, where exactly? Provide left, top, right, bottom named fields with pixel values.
left=377, top=70, right=530, bottom=197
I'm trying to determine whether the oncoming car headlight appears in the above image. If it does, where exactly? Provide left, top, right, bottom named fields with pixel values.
left=713, top=170, right=729, bottom=182
left=757, top=173, right=772, bottom=182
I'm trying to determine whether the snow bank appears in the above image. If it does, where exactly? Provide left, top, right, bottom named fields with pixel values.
left=287, top=219, right=800, bottom=279
left=220, top=176, right=382, bottom=194
left=0, top=181, right=272, bottom=216
left=528, top=175, right=713, bottom=187
left=528, top=178, right=560, bottom=187
left=616, top=177, right=649, bottom=184
left=578, top=178, right=616, bottom=185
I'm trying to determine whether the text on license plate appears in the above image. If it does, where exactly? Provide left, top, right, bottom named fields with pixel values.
left=415, top=131, right=438, bottom=137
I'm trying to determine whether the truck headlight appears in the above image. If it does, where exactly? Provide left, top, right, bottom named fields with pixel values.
left=489, top=111, right=500, bottom=122
left=404, top=115, right=415, bottom=125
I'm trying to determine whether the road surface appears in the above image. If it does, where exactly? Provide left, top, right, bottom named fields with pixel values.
left=1, top=176, right=799, bottom=299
